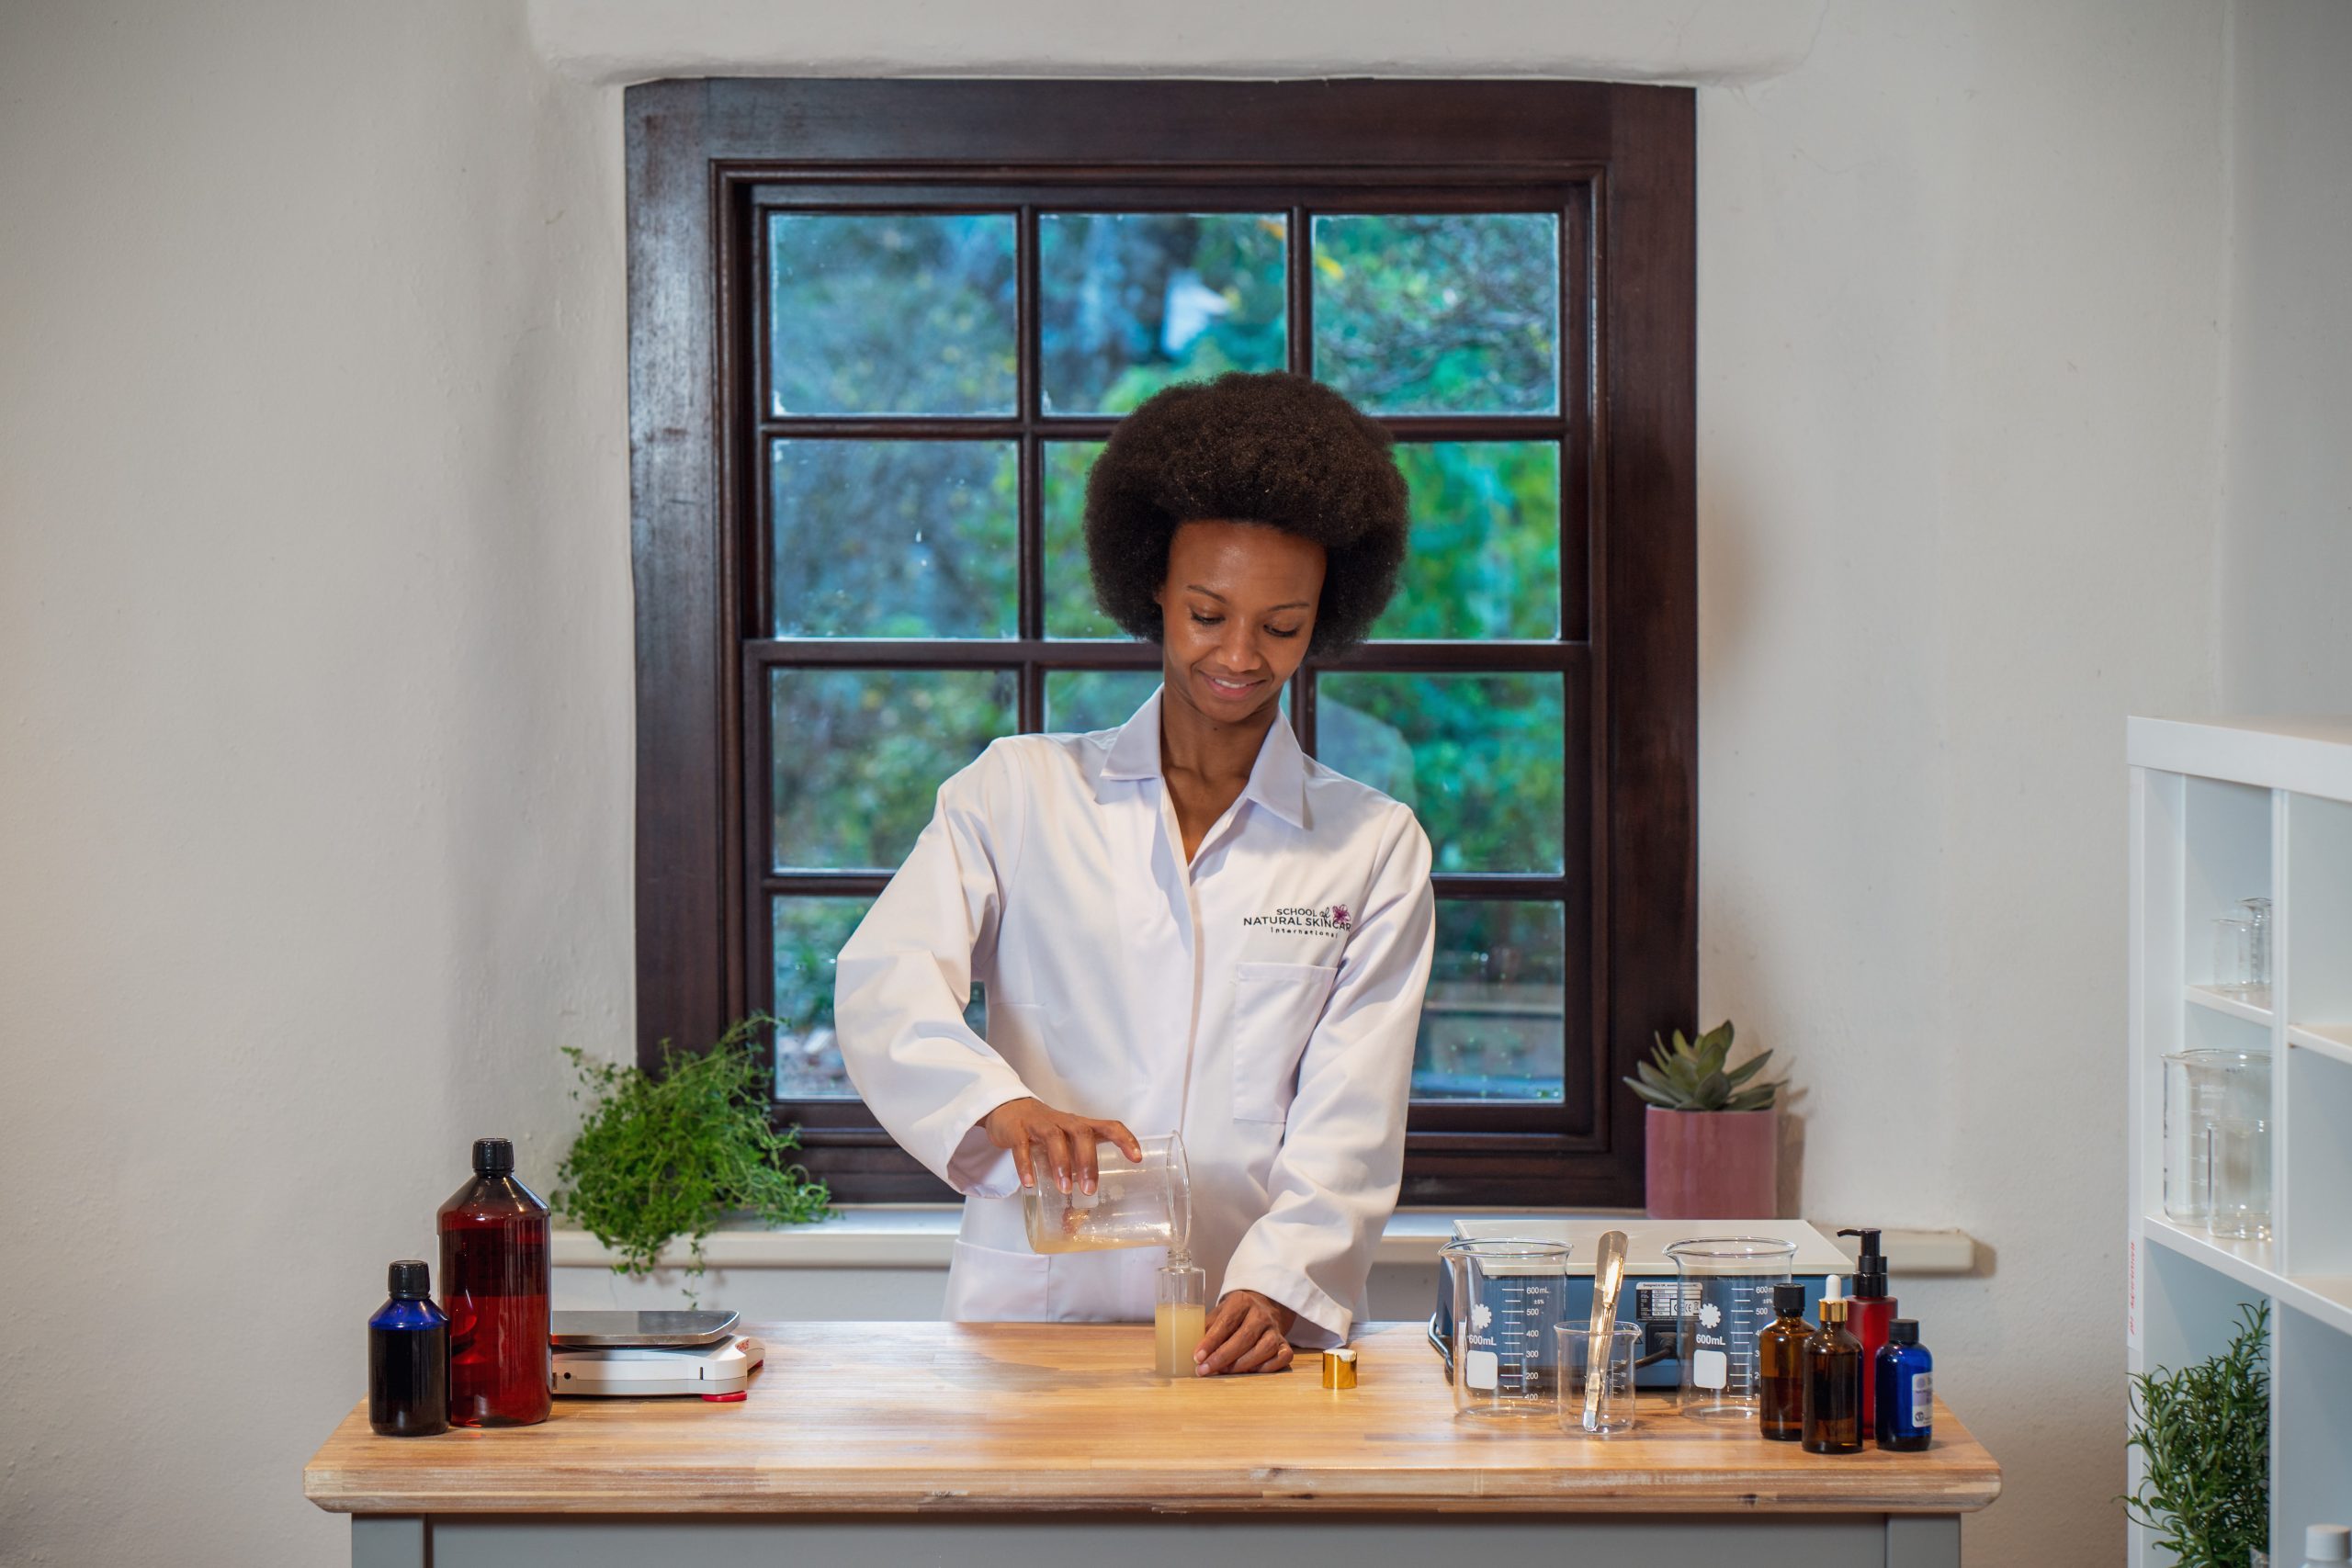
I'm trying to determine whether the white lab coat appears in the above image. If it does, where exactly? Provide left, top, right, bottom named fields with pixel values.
left=834, top=688, right=1435, bottom=1346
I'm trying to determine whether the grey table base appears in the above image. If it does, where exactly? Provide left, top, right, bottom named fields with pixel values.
left=355, top=1511, right=1964, bottom=1568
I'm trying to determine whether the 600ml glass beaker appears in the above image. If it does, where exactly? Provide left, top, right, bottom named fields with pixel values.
left=2162, top=1050, right=2230, bottom=1224
left=1664, top=1237, right=1796, bottom=1424
left=1022, top=1132, right=1191, bottom=1256
left=1442, top=1238, right=1574, bottom=1418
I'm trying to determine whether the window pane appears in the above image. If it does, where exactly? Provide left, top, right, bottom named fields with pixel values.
left=771, top=669, right=1017, bottom=870
left=1374, top=443, right=1561, bottom=640
left=1045, top=670, right=1161, bottom=733
left=1417, top=900, right=1566, bottom=1101
left=774, top=897, right=985, bottom=1099
left=1039, top=213, right=1287, bottom=414
left=1043, top=440, right=1119, bottom=637
left=771, top=440, right=1017, bottom=637
left=768, top=213, right=1017, bottom=415
left=1311, top=213, right=1560, bottom=415
left=1316, top=672, right=1564, bottom=874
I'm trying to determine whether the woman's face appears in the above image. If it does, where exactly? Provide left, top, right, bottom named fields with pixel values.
left=1153, top=519, right=1327, bottom=728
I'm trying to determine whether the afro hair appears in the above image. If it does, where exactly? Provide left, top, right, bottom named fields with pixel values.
left=1082, top=372, right=1409, bottom=657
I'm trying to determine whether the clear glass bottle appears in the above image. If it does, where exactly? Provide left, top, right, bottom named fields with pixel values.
left=1755, top=1281, right=1809, bottom=1442
left=437, top=1137, right=551, bottom=1427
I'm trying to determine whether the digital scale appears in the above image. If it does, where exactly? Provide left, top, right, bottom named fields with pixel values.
left=1428, top=1218, right=1849, bottom=1390
left=551, top=1311, right=764, bottom=1401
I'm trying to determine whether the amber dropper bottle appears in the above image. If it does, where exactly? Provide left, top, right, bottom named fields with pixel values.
left=1801, top=1277, right=1864, bottom=1455
left=1757, top=1281, right=1810, bottom=1441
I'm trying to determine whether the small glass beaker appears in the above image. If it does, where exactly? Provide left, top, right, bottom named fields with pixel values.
left=1154, top=1256, right=1205, bottom=1378
left=1555, top=1321, right=1642, bottom=1435
left=2239, top=897, right=2273, bottom=1004
left=2211, top=1118, right=2272, bottom=1241
left=2162, top=1049, right=2230, bottom=1224
left=1022, top=1132, right=1191, bottom=1256
left=1442, top=1238, right=1574, bottom=1419
left=2214, top=917, right=2257, bottom=997
left=1664, top=1237, right=1797, bottom=1423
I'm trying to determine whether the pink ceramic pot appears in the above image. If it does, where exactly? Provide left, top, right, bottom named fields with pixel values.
left=1644, top=1106, right=1780, bottom=1219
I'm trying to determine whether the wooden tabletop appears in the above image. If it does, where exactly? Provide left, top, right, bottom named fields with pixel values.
left=304, top=1321, right=2002, bottom=1516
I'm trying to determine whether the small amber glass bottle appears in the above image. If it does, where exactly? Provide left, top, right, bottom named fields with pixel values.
left=1756, top=1281, right=1810, bottom=1441
left=1801, top=1282, right=1864, bottom=1455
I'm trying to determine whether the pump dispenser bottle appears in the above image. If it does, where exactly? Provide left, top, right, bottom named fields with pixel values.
left=1801, top=1277, right=1863, bottom=1454
left=1838, top=1228, right=1896, bottom=1430
left=1756, top=1281, right=1810, bottom=1441
left=437, top=1137, right=551, bottom=1427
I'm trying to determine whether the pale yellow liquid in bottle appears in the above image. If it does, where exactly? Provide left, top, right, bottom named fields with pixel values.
left=1155, top=1300, right=1205, bottom=1378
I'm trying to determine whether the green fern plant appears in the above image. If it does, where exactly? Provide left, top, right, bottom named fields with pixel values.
left=1623, top=1020, right=1780, bottom=1111
left=2122, top=1301, right=2268, bottom=1568
left=555, top=1014, right=832, bottom=1301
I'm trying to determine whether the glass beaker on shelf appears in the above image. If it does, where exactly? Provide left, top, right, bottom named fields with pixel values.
left=2162, top=1049, right=2230, bottom=1224
left=2239, top=897, right=2273, bottom=1005
left=1664, top=1237, right=1797, bottom=1424
left=1022, top=1132, right=1191, bottom=1256
left=2213, top=917, right=2257, bottom=998
left=1441, top=1237, right=1574, bottom=1418
left=2202, top=1050, right=2273, bottom=1242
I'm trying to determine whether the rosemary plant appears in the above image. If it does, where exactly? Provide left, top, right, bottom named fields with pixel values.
left=555, top=1015, right=831, bottom=1301
left=2122, top=1300, right=2269, bottom=1568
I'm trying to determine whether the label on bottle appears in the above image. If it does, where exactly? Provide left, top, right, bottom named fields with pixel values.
left=1910, top=1371, right=1933, bottom=1428
left=1692, top=1348, right=1728, bottom=1390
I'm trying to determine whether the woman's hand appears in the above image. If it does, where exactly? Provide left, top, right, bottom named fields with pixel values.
left=979, top=1098, right=1143, bottom=1195
left=1193, top=1290, right=1297, bottom=1376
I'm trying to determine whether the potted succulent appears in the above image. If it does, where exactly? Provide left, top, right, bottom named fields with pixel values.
left=1623, top=1021, right=1782, bottom=1219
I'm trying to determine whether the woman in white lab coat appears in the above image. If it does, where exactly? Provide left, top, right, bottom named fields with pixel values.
left=836, top=372, right=1436, bottom=1376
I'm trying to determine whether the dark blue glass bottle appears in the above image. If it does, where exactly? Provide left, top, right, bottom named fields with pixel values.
left=369, top=1260, right=450, bottom=1437
left=1873, top=1318, right=1932, bottom=1451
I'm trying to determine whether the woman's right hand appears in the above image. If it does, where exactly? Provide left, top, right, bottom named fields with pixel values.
left=980, top=1099, right=1143, bottom=1195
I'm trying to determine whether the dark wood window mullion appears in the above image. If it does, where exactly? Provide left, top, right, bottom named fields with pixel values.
left=1284, top=200, right=1317, bottom=753
left=1016, top=204, right=1045, bottom=728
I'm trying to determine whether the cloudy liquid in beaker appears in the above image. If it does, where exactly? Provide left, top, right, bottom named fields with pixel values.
left=1156, top=1300, right=1205, bottom=1377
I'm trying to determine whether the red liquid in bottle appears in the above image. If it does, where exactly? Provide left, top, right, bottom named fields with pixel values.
left=437, top=1138, right=551, bottom=1427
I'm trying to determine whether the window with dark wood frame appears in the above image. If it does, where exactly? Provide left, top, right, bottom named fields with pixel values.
left=628, top=79, right=1694, bottom=1207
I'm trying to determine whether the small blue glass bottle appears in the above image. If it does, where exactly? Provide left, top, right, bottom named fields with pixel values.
left=1873, top=1318, right=1932, bottom=1450
left=369, top=1260, right=449, bottom=1437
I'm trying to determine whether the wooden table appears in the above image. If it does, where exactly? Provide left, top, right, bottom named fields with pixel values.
left=306, top=1321, right=2001, bottom=1567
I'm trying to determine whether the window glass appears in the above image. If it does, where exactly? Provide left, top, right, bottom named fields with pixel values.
left=1042, top=440, right=1118, bottom=637
left=1316, top=672, right=1565, bottom=874
left=1417, top=900, right=1566, bottom=1101
left=1045, top=670, right=1161, bottom=734
left=1312, top=213, right=1560, bottom=415
left=772, top=440, right=1017, bottom=637
left=775, top=897, right=984, bottom=1099
left=769, top=213, right=1017, bottom=415
left=770, top=669, right=1017, bottom=870
left=1039, top=213, right=1287, bottom=414
left=1374, top=443, right=1561, bottom=640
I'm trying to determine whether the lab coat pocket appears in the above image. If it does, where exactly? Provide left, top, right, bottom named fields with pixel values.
left=944, top=1238, right=1049, bottom=1322
left=1230, top=961, right=1340, bottom=1124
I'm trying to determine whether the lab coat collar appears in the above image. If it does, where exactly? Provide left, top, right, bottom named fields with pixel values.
left=1096, top=686, right=1307, bottom=829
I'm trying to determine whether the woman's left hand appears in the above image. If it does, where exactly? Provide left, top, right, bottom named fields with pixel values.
left=1193, top=1290, right=1298, bottom=1376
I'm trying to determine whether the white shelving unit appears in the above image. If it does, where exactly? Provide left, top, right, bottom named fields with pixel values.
left=2129, top=716, right=2352, bottom=1565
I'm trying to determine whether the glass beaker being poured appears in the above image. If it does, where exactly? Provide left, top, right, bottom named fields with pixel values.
left=1022, top=1131, right=1192, bottom=1256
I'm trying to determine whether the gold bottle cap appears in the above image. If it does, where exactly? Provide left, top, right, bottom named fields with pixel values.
left=1321, top=1348, right=1359, bottom=1389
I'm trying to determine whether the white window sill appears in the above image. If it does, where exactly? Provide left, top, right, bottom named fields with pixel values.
left=553, top=1208, right=1978, bottom=1275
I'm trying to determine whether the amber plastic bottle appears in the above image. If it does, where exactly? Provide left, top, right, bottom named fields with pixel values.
left=1801, top=1280, right=1864, bottom=1455
left=1756, top=1281, right=1810, bottom=1442
left=437, top=1137, right=551, bottom=1427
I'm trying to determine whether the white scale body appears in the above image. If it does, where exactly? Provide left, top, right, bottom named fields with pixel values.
left=553, top=1336, right=765, bottom=1398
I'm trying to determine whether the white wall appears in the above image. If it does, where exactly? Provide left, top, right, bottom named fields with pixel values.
left=3, top=1, right=2318, bottom=1563
left=0, top=3, right=624, bottom=1564
left=2217, top=0, right=2352, bottom=713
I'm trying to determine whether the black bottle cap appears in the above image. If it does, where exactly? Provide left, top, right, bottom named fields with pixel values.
left=387, top=1260, right=431, bottom=1300
left=1772, top=1282, right=1807, bottom=1317
left=1838, top=1227, right=1889, bottom=1297
left=472, top=1137, right=515, bottom=1175
left=1889, top=1318, right=1919, bottom=1346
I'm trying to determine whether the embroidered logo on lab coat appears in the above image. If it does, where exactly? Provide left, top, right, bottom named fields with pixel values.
left=1243, top=904, right=1351, bottom=934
